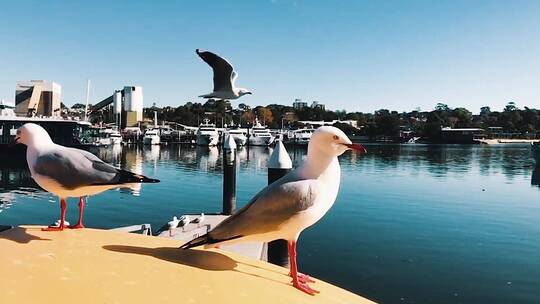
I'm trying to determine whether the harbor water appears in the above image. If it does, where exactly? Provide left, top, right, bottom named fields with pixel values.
left=1, top=144, right=539, bottom=304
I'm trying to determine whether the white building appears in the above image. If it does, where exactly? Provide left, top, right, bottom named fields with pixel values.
left=293, top=98, right=308, bottom=110
left=122, top=86, right=143, bottom=127
left=15, top=80, right=62, bottom=117
left=310, top=101, right=325, bottom=110
left=298, top=120, right=359, bottom=128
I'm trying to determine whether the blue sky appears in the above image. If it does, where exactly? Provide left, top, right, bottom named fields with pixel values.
left=0, top=0, right=539, bottom=113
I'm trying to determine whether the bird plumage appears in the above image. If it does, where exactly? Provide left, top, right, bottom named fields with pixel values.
left=196, top=49, right=252, bottom=100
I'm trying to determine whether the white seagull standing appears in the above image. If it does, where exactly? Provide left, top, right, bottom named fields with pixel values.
left=14, top=123, right=160, bottom=231
left=196, top=49, right=252, bottom=100
left=181, top=126, right=367, bottom=295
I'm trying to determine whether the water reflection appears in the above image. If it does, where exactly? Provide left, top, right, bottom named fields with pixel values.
left=0, top=166, right=48, bottom=211
left=1, top=143, right=538, bottom=209
left=531, top=167, right=540, bottom=188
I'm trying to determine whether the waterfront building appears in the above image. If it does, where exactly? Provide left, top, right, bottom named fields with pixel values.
left=297, top=119, right=358, bottom=128
left=311, top=100, right=325, bottom=110
left=293, top=98, right=308, bottom=109
left=15, top=80, right=62, bottom=117
left=440, top=127, right=485, bottom=144
left=90, top=86, right=144, bottom=128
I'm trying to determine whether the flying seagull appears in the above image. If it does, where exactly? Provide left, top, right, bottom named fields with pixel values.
left=181, top=126, right=366, bottom=295
left=196, top=49, right=252, bottom=100
left=14, top=123, right=160, bottom=231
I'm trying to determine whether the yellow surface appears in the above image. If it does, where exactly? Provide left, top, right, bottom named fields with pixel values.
left=0, top=226, right=376, bottom=304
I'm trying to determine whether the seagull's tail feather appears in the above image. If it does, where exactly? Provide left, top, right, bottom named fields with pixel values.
left=92, top=170, right=159, bottom=186
left=180, top=234, right=243, bottom=250
left=117, top=170, right=160, bottom=184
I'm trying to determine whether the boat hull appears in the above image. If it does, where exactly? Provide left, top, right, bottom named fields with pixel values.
left=196, top=134, right=219, bottom=146
left=143, top=136, right=160, bottom=145
left=249, top=136, right=275, bottom=146
left=230, top=134, right=247, bottom=146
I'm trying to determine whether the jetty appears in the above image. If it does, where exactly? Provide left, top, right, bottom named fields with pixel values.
left=475, top=138, right=539, bottom=145
left=0, top=226, right=375, bottom=304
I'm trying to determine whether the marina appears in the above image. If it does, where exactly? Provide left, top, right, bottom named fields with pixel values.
left=1, top=143, right=540, bottom=303
left=1, top=1, right=540, bottom=303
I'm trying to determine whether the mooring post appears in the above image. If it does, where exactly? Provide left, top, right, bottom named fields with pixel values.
left=267, top=140, right=293, bottom=267
left=222, top=134, right=237, bottom=215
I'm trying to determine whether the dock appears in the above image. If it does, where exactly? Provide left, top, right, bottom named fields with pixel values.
left=0, top=226, right=375, bottom=304
left=155, top=214, right=267, bottom=261
left=475, top=138, right=539, bottom=145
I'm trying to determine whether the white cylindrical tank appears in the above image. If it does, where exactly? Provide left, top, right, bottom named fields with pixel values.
left=123, top=86, right=143, bottom=112
left=123, top=86, right=132, bottom=112
left=113, top=91, right=122, bottom=114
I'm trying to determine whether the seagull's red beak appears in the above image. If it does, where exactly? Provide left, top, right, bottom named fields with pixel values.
left=343, top=143, right=367, bottom=153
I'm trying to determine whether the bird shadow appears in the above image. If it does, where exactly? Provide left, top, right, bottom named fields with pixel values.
left=0, top=227, right=51, bottom=244
left=103, top=245, right=237, bottom=271
left=102, top=245, right=288, bottom=286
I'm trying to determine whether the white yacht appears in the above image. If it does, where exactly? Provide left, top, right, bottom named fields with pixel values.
left=226, top=128, right=247, bottom=146
left=248, top=118, right=275, bottom=146
left=109, top=130, right=123, bottom=145
left=143, top=129, right=161, bottom=145
left=287, top=128, right=315, bottom=146
left=98, top=127, right=123, bottom=146
left=196, top=119, right=219, bottom=146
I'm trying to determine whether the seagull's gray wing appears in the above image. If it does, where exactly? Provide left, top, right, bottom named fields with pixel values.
left=208, top=172, right=319, bottom=241
left=34, top=147, right=158, bottom=190
left=196, top=49, right=234, bottom=92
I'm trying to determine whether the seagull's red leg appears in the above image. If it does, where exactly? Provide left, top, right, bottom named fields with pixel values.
left=42, top=199, right=67, bottom=231
left=69, top=197, right=85, bottom=229
left=288, top=240, right=319, bottom=295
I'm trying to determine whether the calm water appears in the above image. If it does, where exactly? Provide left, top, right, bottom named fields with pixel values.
left=1, top=144, right=540, bottom=304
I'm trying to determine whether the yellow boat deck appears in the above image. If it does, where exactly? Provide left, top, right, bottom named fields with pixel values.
left=0, top=226, right=376, bottom=304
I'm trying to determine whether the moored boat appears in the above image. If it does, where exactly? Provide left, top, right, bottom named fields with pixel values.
left=285, top=128, right=314, bottom=146
left=226, top=128, right=247, bottom=146
left=143, top=129, right=161, bottom=145
left=196, top=119, right=219, bottom=146
left=248, top=118, right=274, bottom=146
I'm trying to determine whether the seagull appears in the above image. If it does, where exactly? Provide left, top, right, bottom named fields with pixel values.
left=14, top=123, right=160, bottom=231
left=167, top=216, right=181, bottom=236
left=193, top=212, right=205, bottom=224
left=196, top=49, right=252, bottom=100
left=178, top=215, right=191, bottom=232
left=181, top=126, right=366, bottom=295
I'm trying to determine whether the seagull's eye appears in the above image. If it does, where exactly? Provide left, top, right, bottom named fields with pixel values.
left=333, top=135, right=339, bottom=140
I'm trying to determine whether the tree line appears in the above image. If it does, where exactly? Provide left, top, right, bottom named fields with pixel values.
left=82, top=99, right=540, bottom=140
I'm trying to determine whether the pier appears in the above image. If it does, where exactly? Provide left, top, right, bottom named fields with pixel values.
left=0, top=226, right=375, bottom=304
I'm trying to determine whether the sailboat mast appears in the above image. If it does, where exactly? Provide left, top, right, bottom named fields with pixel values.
left=84, top=79, right=91, bottom=121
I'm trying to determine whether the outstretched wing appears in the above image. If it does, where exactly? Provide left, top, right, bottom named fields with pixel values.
left=196, top=49, right=235, bottom=92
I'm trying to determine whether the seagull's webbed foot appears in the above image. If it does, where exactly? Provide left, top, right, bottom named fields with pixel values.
left=68, top=223, right=85, bottom=229
left=292, top=280, right=319, bottom=295
left=290, top=272, right=315, bottom=284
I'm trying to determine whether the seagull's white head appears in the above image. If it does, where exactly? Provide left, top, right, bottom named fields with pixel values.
left=15, top=123, right=53, bottom=147
left=238, top=88, right=252, bottom=96
left=308, top=126, right=367, bottom=157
